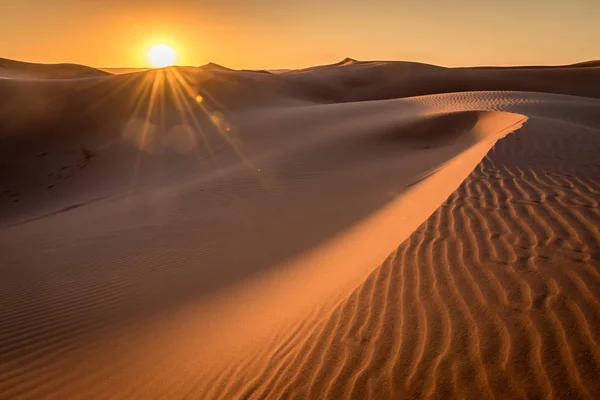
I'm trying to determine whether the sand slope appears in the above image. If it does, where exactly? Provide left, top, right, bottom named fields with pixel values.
left=1, top=59, right=599, bottom=399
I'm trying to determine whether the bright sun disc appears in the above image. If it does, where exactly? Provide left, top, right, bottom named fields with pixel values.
left=148, top=44, right=176, bottom=68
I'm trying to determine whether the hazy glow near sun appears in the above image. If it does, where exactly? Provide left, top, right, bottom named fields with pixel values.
left=148, top=44, right=176, bottom=67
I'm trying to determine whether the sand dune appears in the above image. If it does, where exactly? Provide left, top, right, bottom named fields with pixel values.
left=98, top=67, right=149, bottom=75
left=1, top=58, right=599, bottom=399
left=0, top=57, right=108, bottom=79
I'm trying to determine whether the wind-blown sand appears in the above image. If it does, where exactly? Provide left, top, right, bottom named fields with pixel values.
left=1, top=58, right=599, bottom=399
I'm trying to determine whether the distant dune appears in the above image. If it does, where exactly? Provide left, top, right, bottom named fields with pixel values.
left=99, top=67, right=150, bottom=75
left=0, top=57, right=109, bottom=79
left=470, top=59, right=600, bottom=69
left=1, top=57, right=599, bottom=399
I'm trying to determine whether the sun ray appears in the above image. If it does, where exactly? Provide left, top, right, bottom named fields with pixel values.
left=166, top=68, right=271, bottom=188
left=164, top=69, right=222, bottom=172
left=128, top=70, right=163, bottom=188
left=115, top=63, right=274, bottom=194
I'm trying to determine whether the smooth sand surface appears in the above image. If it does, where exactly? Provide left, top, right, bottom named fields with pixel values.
left=1, top=58, right=599, bottom=399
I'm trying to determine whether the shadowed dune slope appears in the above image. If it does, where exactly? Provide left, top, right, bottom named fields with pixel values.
left=1, top=59, right=600, bottom=399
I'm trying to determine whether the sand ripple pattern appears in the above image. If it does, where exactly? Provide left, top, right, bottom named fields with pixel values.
left=204, top=111, right=600, bottom=399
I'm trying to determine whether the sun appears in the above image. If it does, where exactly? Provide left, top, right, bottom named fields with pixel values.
left=147, top=44, right=177, bottom=68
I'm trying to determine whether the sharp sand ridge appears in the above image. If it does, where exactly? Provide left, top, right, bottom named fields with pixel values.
left=1, top=58, right=599, bottom=399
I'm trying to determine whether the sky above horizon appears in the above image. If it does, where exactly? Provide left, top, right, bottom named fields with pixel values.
left=0, top=0, right=598, bottom=69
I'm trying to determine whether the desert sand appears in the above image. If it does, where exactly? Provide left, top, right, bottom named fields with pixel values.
left=1, top=58, right=599, bottom=399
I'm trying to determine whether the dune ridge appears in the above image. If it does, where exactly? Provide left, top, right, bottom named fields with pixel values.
left=199, top=116, right=600, bottom=399
left=1, top=59, right=599, bottom=399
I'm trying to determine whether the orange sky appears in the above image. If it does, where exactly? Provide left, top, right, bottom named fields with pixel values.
left=1, top=0, right=598, bottom=69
